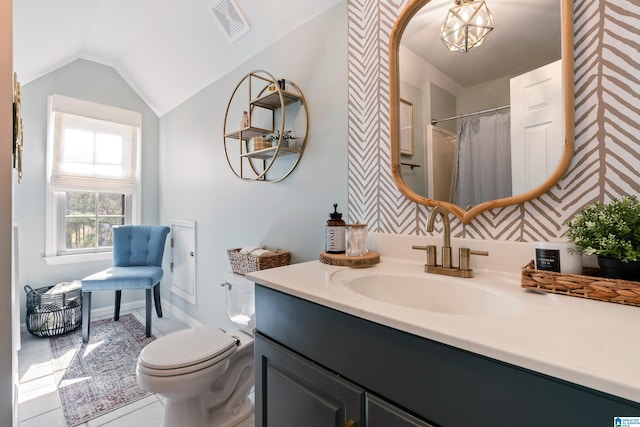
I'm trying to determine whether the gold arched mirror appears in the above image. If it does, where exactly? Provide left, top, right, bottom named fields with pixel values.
left=390, top=0, right=574, bottom=224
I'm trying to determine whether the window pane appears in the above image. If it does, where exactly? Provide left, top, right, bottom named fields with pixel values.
left=97, top=193, right=125, bottom=248
left=98, top=193, right=124, bottom=216
left=98, top=218, right=125, bottom=247
left=66, top=192, right=96, bottom=216
left=62, top=128, right=96, bottom=175
left=65, top=218, right=96, bottom=249
left=95, top=133, right=125, bottom=176
left=63, top=129, right=94, bottom=162
left=63, top=192, right=125, bottom=251
left=95, top=133, right=123, bottom=165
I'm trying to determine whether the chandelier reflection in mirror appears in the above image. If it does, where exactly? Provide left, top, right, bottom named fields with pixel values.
left=440, top=0, right=494, bottom=52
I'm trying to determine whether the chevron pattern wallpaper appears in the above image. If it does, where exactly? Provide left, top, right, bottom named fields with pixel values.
left=347, top=0, right=640, bottom=241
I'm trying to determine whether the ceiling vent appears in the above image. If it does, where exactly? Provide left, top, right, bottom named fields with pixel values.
left=209, top=0, right=250, bottom=42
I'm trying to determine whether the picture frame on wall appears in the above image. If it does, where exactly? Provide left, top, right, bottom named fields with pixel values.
left=399, top=98, right=413, bottom=156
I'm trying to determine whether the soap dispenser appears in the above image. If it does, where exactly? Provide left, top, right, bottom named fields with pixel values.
left=325, top=203, right=346, bottom=254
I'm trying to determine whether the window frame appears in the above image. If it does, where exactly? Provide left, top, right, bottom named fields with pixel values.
left=44, top=96, right=142, bottom=265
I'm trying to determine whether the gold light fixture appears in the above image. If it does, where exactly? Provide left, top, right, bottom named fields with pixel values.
left=441, top=0, right=494, bottom=53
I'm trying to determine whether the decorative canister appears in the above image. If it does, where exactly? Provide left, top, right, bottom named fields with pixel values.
left=346, top=223, right=368, bottom=257
left=240, top=111, right=249, bottom=129
left=325, top=203, right=346, bottom=254
left=534, top=241, right=582, bottom=274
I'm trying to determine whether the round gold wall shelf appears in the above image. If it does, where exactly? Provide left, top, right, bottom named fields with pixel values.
left=223, top=70, right=309, bottom=182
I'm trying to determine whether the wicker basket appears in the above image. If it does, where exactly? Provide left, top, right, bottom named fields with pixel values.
left=227, top=248, right=290, bottom=275
left=521, top=260, right=640, bottom=307
left=24, top=283, right=82, bottom=337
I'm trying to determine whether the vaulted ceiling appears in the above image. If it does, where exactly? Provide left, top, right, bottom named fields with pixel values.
left=13, top=0, right=343, bottom=116
left=13, top=0, right=560, bottom=116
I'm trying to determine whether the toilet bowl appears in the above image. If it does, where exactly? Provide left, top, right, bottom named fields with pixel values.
left=136, top=273, right=255, bottom=427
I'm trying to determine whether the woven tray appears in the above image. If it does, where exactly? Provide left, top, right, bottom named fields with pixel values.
left=227, top=248, right=290, bottom=275
left=521, top=260, right=640, bottom=307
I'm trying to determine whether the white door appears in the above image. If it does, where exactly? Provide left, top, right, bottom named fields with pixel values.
left=510, top=59, right=563, bottom=195
left=426, top=125, right=457, bottom=202
left=170, top=220, right=196, bottom=305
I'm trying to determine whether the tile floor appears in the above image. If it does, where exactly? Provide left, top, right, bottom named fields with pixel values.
left=18, top=307, right=254, bottom=427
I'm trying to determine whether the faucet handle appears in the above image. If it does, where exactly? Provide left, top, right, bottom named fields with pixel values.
left=459, top=248, right=489, bottom=271
left=426, top=245, right=437, bottom=266
left=412, top=244, right=437, bottom=266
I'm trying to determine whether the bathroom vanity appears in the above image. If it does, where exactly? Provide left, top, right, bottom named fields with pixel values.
left=248, top=258, right=640, bottom=427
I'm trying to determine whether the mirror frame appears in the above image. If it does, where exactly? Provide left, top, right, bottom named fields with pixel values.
left=389, top=0, right=575, bottom=224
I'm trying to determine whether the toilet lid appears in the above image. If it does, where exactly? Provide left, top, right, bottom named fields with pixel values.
left=138, top=326, right=237, bottom=372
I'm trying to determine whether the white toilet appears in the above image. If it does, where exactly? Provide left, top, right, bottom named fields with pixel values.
left=136, top=273, right=255, bottom=427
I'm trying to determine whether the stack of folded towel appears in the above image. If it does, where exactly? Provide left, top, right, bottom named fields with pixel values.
left=239, top=246, right=275, bottom=257
left=45, top=280, right=82, bottom=295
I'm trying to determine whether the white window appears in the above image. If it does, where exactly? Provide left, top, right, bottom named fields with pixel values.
left=45, top=95, right=142, bottom=265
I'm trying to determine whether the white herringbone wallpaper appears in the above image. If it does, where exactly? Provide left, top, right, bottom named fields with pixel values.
left=347, top=0, right=640, bottom=241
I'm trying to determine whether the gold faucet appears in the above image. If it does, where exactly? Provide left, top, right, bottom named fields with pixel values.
left=427, top=206, right=452, bottom=268
left=412, top=206, right=489, bottom=278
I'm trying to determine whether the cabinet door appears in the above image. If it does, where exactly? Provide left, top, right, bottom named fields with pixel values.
left=169, top=219, right=196, bottom=304
left=366, top=394, right=434, bottom=427
left=255, top=333, right=363, bottom=427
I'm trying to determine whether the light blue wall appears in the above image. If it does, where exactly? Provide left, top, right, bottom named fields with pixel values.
left=15, top=59, right=161, bottom=319
left=159, top=2, right=348, bottom=329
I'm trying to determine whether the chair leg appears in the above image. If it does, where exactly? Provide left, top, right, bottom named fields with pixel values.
left=145, top=288, right=152, bottom=337
left=114, top=290, right=122, bottom=321
left=82, top=292, right=91, bottom=343
left=153, top=283, right=163, bottom=318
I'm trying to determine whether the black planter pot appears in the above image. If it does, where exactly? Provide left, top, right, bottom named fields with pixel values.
left=597, top=256, right=640, bottom=281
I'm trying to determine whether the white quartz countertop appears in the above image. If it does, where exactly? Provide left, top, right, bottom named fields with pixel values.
left=247, top=258, right=640, bottom=404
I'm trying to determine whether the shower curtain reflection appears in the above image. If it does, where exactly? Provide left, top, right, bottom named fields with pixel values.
left=454, top=113, right=512, bottom=209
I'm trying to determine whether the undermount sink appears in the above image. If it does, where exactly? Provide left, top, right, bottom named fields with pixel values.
left=331, top=264, right=522, bottom=316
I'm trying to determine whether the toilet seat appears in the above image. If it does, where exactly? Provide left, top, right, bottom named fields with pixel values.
left=138, top=326, right=237, bottom=377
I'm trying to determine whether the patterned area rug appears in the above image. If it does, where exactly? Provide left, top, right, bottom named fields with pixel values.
left=49, top=314, right=155, bottom=426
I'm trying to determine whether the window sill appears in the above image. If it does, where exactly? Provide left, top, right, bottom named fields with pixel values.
left=43, top=251, right=112, bottom=266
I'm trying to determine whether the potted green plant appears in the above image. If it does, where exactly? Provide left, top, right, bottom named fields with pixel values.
left=566, top=195, right=640, bottom=281
left=264, top=129, right=299, bottom=149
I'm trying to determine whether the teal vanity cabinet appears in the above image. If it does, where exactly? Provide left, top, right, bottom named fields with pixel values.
left=255, top=334, right=430, bottom=427
left=254, top=285, right=640, bottom=427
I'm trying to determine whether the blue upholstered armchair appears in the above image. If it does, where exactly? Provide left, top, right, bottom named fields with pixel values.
left=80, top=225, right=171, bottom=343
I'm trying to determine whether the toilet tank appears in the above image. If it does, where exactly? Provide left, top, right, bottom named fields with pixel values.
left=222, top=272, right=255, bottom=333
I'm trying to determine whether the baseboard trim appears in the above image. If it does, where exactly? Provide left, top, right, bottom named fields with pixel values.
left=160, top=298, right=204, bottom=328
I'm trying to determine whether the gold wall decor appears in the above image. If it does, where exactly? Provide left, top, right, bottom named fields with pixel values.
left=13, top=72, right=23, bottom=183
left=389, top=0, right=574, bottom=224
left=223, top=70, right=309, bottom=182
